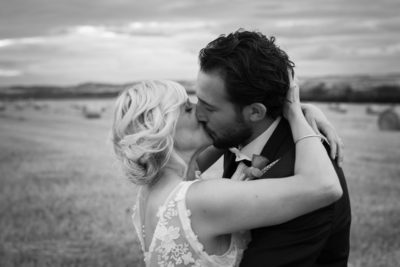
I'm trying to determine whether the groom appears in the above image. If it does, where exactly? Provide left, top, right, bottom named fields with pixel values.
left=195, top=30, right=351, bottom=267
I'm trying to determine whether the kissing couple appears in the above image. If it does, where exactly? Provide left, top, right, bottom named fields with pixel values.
left=112, top=30, right=351, bottom=267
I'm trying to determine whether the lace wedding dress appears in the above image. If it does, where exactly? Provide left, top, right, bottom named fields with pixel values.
left=132, top=180, right=248, bottom=267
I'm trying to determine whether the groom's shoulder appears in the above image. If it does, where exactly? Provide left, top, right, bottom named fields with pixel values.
left=261, top=118, right=295, bottom=157
left=269, top=118, right=338, bottom=161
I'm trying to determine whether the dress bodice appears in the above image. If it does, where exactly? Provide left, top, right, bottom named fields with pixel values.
left=132, top=180, right=247, bottom=267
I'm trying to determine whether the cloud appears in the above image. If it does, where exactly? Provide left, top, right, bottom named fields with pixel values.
left=0, top=69, right=22, bottom=77
left=0, top=0, right=399, bottom=84
left=0, top=21, right=209, bottom=85
left=101, top=20, right=216, bottom=37
left=0, top=37, right=46, bottom=48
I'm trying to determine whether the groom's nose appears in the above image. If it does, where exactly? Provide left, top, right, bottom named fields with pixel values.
left=195, top=103, right=207, bottom=123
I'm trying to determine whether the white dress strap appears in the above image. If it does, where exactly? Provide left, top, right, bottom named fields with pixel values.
left=175, top=180, right=207, bottom=254
left=132, top=187, right=146, bottom=253
left=175, top=180, right=198, bottom=202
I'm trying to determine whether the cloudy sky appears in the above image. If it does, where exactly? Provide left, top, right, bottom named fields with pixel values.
left=0, top=0, right=399, bottom=86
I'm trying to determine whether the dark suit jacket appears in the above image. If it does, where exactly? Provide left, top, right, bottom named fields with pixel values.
left=223, top=119, right=351, bottom=267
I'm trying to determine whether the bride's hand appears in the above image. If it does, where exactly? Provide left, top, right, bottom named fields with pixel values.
left=283, top=70, right=302, bottom=121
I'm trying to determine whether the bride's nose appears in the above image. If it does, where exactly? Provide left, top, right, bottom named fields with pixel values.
left=192, top=105, right=199, bottom=120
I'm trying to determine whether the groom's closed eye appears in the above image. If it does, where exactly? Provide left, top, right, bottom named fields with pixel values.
left=198, top=99, right=216, bottom=112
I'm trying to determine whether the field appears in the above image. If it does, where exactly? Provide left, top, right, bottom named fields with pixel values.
left=0, top=99, right=399, bottom=267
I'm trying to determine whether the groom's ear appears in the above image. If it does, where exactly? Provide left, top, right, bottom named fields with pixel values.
left=242, top=103, right=267, bottom=122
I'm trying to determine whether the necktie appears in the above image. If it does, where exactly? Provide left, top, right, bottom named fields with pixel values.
left=238, top=159, right=252, bottom=167
left=231, top=159, right=252, bottom=181
left=229, top=148, right=251, bottom=163
left=223, top=148, right=251, bottom=178
left=227, top=148, right=252, bottom=178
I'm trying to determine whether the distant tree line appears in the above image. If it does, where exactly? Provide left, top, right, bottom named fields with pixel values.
left=0, top=84, right=125, bottom=100
left=1, top=82, right=400, bottom=103
left=300, top=83, right=400, bottom=103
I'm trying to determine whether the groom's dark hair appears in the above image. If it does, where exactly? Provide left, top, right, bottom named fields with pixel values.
left=199, top=29, right=295, bottom=119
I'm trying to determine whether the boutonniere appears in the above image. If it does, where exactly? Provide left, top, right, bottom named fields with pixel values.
left=243, top=155, right=281, bottom=180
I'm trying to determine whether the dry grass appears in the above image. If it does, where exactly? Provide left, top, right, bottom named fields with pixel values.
left=0, top=100, right=399, bottom=267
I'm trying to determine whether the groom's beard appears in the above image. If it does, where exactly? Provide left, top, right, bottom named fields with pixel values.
left=205, top=121, right=252, bottom=149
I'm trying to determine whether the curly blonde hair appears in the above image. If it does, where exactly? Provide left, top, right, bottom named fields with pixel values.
left=112, top=80, right=188, bottom=185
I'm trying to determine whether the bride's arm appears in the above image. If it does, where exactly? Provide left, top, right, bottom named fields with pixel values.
left=187, top=79, right=342, bottom=236
left=301, top=103, right=344, bottom=166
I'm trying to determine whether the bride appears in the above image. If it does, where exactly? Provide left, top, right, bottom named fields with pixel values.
left=111, top=79, right=342, bottom=267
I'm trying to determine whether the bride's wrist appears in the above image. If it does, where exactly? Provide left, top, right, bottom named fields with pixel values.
left=288, top=108, right=313, bottom=138
left=287, top=106, right=303, bottom=123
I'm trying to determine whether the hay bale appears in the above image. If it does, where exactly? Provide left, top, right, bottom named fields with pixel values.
left=378, top=108, right=400, bottom=131
left=328, top=103, right=347, bottom=113
left=327, top=103, right=336, bottom=111
left=366, top=105, right=382, bottom=115
left=82, top=105, right=102, bottom=119
left=336, top=104, right=347, bottom=113
left=15, top=102, right=25, bottom=110
left=33, top=102, right=44, bottom=110
left=71, top=103, right=83, bottom=110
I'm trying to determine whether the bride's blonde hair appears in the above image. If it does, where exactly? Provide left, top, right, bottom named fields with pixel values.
left=112, top=80, right=188, bottom=185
